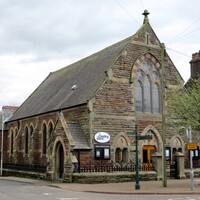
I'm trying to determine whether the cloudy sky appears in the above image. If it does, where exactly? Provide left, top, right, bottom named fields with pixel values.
left=0, top=0, right=200, bottom=107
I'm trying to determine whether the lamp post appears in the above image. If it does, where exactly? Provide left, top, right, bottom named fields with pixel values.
left=179, top=126, right=194, bottom=191
left=186, top=126, right=194, bottom=191
left=187, top=126, right=194, bottom=191
left=0, top=111, right=4, bottom=176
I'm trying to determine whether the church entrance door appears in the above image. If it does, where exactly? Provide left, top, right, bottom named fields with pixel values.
left=142, top=145, right=156, bottom=171
left=56, top=142, right=64, bottom=179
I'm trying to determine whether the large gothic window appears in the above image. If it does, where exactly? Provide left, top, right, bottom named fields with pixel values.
left=135, top=60, right=160, bottom=113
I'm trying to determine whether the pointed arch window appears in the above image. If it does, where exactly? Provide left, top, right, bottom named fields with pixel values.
left=135, top=59, right=160, bottom=113
left=10, top=130, right=14, bottom=155
left=30, top=125, right=34, bottom=137
left=42, top=123, right=47, bottom=155
left=135, top=81, right=143, bottom=111
left=48, top=122, right=53, bottom=136
left=144, top=76, right=151, bottom=112
left=25, top=127, right=29, bottom=155
left=152, top=83, right=160, bottom=113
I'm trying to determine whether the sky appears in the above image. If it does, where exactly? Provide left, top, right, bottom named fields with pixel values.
left=0, top=0, right=200, bottom=107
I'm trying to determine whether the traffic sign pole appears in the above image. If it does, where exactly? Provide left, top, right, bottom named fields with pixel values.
left=135, top=124, right=140, bottom=190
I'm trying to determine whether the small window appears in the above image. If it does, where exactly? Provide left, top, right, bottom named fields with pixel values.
left=191, top=146, right=200, bottom=160
left=10, top=130, right=14, bottom=155
left=42, top=123, right=47, bottom=155
left=25, top=127, right=29, bottom=155
left=94, top=145, right=110, bottom=160
left=166, top=147, right=171, bottom=161
left=49, top=122, right=53, bottom=136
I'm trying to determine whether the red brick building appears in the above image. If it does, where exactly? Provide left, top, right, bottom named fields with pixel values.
left=4, top=11, right=188, bottom=182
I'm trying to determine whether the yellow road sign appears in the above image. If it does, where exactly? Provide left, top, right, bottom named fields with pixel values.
left=186, top=143, right=197, bottom=150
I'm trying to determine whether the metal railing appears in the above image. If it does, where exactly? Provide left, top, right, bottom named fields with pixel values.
left=73, top=162, right=155, bottom=173
left=3, top=163, right=47, bottom=173
left=185, top=160, right=200, bottom=169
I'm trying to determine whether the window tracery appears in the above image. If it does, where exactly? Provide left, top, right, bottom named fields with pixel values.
left=135, top=59, right=160, bottom=113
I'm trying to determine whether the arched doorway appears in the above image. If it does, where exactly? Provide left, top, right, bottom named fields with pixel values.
left=139, top=126, right=161, bottom=171
left=171, top=135, right=184, bottom=160
left=56, top=142, right=64, bottom=179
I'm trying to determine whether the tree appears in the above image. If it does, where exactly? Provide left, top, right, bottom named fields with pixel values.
left=167, top=77, right=200, bottom=132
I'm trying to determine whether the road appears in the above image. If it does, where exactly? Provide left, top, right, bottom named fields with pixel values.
left=0, top=180, right=200, bottom=200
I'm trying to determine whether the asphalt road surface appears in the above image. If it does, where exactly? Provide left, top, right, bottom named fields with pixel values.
left=0, top=180, right=200, bottom=200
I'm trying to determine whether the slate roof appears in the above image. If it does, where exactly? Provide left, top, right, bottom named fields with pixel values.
left=8, top=12, right=166, bottom=122
left=68, top=122, right=90, bottom=150
left=9, top=36, right=131, bottom=122
left=0, top=106, right=18, bottom=129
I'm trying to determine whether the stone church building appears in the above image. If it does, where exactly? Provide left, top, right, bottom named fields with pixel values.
left=4, top=11, right=188, bottom=182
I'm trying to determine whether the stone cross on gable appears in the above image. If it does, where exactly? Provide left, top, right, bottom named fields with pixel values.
left=142, top=10, right=150, bottom=24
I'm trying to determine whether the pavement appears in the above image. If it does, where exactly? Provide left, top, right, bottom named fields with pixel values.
left=0, top=176, right=200, bottom=195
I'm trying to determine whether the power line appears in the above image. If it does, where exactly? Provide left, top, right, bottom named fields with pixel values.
left=138, top=0, right=145, bottom=10
left=172, top=27, right=200, bottom=43
left=114, top=0, right=140, bottom=26
left=167, top=17, right=200, bottom=45
left=166, top=47, right=190, bottom=58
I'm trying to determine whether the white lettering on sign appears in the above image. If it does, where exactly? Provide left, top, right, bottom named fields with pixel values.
left=95, top=132, right=110, bottom=143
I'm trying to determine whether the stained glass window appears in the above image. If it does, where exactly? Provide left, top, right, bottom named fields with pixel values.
left=152, top=83, right=160, bottom=113
left=144, top=76, right=151, bottom=112
left=135, top=81, right=143, bottom=111
left=135, top=59, right=160, bottom=113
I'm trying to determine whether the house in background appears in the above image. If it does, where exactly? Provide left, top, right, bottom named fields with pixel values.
left=189, top=51, right=200, bottom=79
left=3, top=11, right=191, bottom=182
left=0, top=105, right=18, bottom=133
left=183, top=51, right=200, bottom=166
left=0, top=106, right=18, bottom=156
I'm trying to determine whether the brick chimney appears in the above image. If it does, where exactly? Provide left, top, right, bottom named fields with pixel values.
left=190, top=51, right=200, bottom=78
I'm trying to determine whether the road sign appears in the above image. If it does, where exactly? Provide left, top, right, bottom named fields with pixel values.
left=137, top=135, right=152, bottom=140
left=186, top=143, right=197, bottom=150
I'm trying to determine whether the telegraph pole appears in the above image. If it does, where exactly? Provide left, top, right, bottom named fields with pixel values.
left=161, top=43, right=167, bottom=187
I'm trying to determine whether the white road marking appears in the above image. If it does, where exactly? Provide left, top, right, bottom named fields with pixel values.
left=43, top=193, right=52, bottom=196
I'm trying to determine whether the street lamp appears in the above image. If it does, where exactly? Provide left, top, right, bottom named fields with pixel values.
left=180, top=126, right=194, bottom=191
